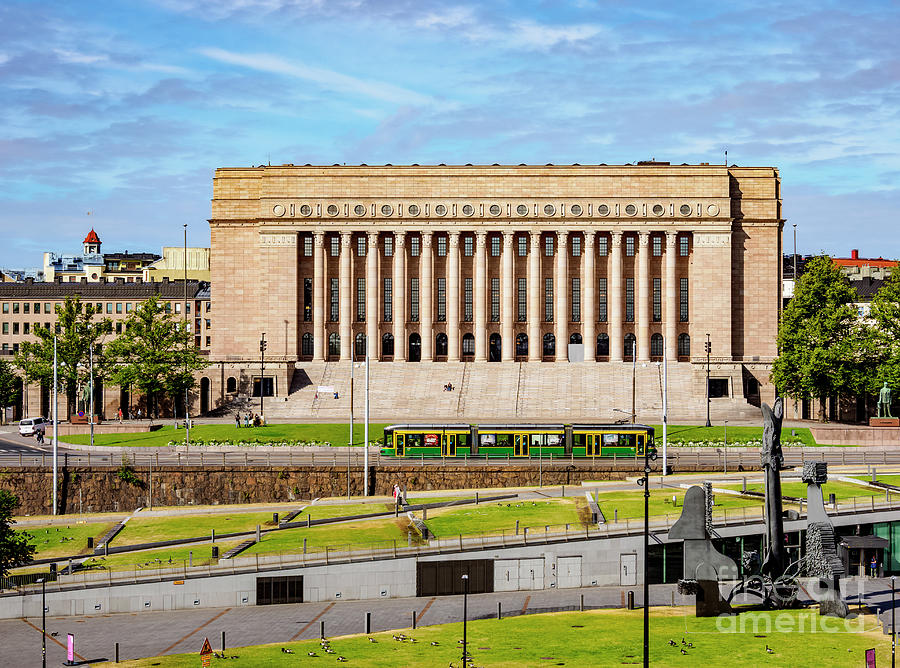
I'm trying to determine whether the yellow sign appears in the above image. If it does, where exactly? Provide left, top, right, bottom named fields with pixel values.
left=200, top=637, right=212, bottom=655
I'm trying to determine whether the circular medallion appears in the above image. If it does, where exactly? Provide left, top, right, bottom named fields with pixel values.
left=707, top=204, right=720, bottom=216
left=326, top=204, right=338, bottom=216
left=462, top=204, right=474, bottom=216
left=381, top=204, right=393, bottom=216
left=299, top=204, right=312, bottom=217
left=272, top=204, right=286, bottom=217
left=597, top=204, right=610, bottom=216
left=570, top=204, right=582, bottom=216
left=489, top=204, right=501, bottom=216
left=354, top=204, right=366, bottom=216
left=434, top=204, right=447, bottom=216
left=625, top=204, right=637, bottom=216
left=679, top=204, right=692, bottom=216
left=516, top=204, right=528, bottom=216
left=652, top=204, right=664, bottom=216
left=408, top=204, right=420, bottom=216
left=543, top=204, right=556, bottom=216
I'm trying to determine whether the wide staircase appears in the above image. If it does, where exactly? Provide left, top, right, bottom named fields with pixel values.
left=263, top=361, right=761, bottom=423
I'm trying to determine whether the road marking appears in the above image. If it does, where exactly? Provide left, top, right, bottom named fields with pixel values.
left=521, top=595, right=531, bottom=614
left=159, top=607, right=231, bottom=655
left=21, top=618, right=87, bottom=661
left=291, top=602, right=336, bottom=640
left=415, top=597, right=436, bottom=625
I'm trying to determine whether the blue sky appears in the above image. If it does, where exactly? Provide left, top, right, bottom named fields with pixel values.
left=2, top=0, right=898, bottom=268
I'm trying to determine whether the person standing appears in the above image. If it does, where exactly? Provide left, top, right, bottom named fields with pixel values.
left=235, top=413, right=241, bottom=428
left=870, top=555, right=879, bottom=577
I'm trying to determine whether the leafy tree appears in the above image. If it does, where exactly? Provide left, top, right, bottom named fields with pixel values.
left=14, top=297, right=110, bottom=415
left=0, top=359, right=21, bottom=425
left=771, top=255, right=864, bottom=422
left=0, top=490, right=35, bottom=577
left=105, top=296, right=207, bottom=419
left=866, top=263, right=900, bottom=401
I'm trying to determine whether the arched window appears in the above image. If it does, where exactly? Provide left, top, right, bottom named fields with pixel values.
left=435, top=333, right=448, bottom=357
left=355, top=333, right=366, bottom=358
left=678, top=333, right=691, bottom=357
left=624, top=333, right=636, bottom=360
left=489, top=333, right=501, bottom=362
left=408, top=333, right=421, bottom=362
left=515, top=333, right=528, bottom=357
left=462, top=333, right=475, bottom=356
left=382, top=333, right=394, bottom=357
left=569, top=333, right=582, bottom=344
left=328, top=332, right=340, bottom=357
left=597, top=333, right=609, bottom=357
left=650, top=333, right=664, bottom=357
left=301, top=332, right=313, bottom=357
left=226, top=376, right=237, bottom=393
left=543, top=332, right=555, bottom=356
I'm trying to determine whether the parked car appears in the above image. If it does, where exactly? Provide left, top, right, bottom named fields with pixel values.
left=19, top=417, right=48, bottom=437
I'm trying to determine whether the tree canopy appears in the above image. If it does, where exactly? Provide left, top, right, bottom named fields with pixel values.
left=867, top=263, right=900, bottom=396
left=0, top=359, right=20, bottom=425
left=0, top=490, right=35, bottom=577
left=771, top=255, right=864, bottom=421
left=105, top=295, right=207, bottom=418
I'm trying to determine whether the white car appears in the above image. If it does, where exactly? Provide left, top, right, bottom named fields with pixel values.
left=19, top=417, right=48, bottom=437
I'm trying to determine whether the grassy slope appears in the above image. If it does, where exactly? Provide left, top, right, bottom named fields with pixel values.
left=424, top=498, right=584, bottom=537
left=19, top=521, right=116, bottom=558
left=114, top=512, right=279, bottom=546
left=653, top=424, right=816, bottom=446
left=595, top=488, right=763, bottom=521
left=720, top=480, right=883, bottom=502
left=96, top=607, right=889, bottom=668
left=80, top=541, right=244, bottom=571
left=242, top=518, right=415, bottom=555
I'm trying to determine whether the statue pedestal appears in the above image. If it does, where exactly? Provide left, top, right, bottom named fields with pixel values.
left=70, top=414, right=101, bottom=425
left=870, top=418, right=900, bottom=427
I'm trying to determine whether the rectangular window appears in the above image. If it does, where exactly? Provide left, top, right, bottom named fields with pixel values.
left=383, top=278, right=392, bottom=322
left=652, top=236, right=662, bottom=257
left=679, top=236, right=689, bottom=257
left=186, top=303, right=191, bottom=314
left=598, top=237, right=608, bottom=256
left=44, top=303, right=50, bottom=313
left=175, top=303, right=181, bottom=314
left=304, top=236, right=313, bottom=257
left=490, top=277, right=499, bottom=322
left=625, top=236, right=635, bottom=257
left=545, top=236, right=554, bottom=257
left=126, top=303, right=133, bottom=313
left=116, top=303, right=122, bottom=314
left=517, top=278, right=527, bottom=321
left=680, top=278, right=689, bottom=322
left=116, top=322, right=123, bottom=334
left=598, top=278, right=608, bottom=322
left=23, top=303, right=29, bottom=314
left=464, top=236, right=473, bottom=257
left=410, top=277, right=419, bottom=322
left=491, top=236, right=500, bottom=257
left=165, top=302, right=171, bottom=313
left=357, top=277, right=365, bottom=321
left=518, top=236, right=527, bottom=256
left=437, top=277, right=446, bottom=322
left=571, top=278, right=581, bottom=322
left=33, top=303, right=39, bottom=313
left=327, top=236, right=337, bottom=257
left=12, top=323, right=19, bottom=334
left=410, top=237, right=420, bottom=257
left=653, top=278, right=662, bottom=322
left=1, top=303, right=7, bottom=313
left=205, top=319, right=210, bottom=329
left=329, top=278, right=339, bottom=322
left=544, top=278, right=554, bottom=321
left=206, top=336, right=210, bottom=347
left=384, top=237, right=393, bottom=257
left=106, top=303, right=112, bottom=314
left=1, top=323, right=7, bottom=334
left=23, top=322, right=30, bottom=334
left=303, top=278, right=312, bottom=322
left=95, top=303, right=101, bottom=313
left=571, top=237, right=581, bottom=257
left=357, top=236, right=366, bottom=257
left=437, top=236, right=447, bottom=257
left=625, top=277, right=634, bottom=322
left=464, top=278, right=473, bottom=322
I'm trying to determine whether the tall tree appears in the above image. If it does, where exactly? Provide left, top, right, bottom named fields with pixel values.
left=0, top=359, right=21, bottom=425
left=866, top=264, right=900, bottom=401
left=0, top=490, right=35, bottom=577
left=105, top=296, right=207, bottom=419
left=771, top=254, right=864, bottom=421
left=14, top=297, right=110, bottom=415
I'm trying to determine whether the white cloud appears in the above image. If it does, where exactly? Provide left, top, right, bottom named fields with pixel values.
left=197, top=47, right=433, bottom=105
left=506, top=20, right=603, bottom=50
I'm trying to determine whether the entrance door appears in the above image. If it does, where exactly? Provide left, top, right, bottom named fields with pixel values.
left=518, top=558, right=544, bottom=590
left=442, top=434, right=456, bottom=456
left=620, top=554, right=637, bottom=586
left=557, top=556, right=582, bottom=588
left=587, top=434, right=600, bottom=456
left=514, top=434, right=530, bottom=457
left=396, top=433, right=405, bottom=456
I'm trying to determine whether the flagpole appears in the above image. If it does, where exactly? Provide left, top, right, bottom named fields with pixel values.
left=52, top=336, right=58, bottom=515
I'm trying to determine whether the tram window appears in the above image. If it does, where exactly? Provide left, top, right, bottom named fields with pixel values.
left=480, top=433, right=497, bottom=447
left=457, top=434, right=469, bottom=448
left=602, top=434, right=618, bottom=447
left=496, top=433, right=511, bottom=448
left=572, top=434, right=585, bottom=449
left=548, top=434, right=562, bottom=447
left=406, top=433, right=423, bottom=448
left=619, top=433, right=636, bottom=448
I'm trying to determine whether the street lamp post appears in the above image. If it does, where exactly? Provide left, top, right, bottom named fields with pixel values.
left=631, top=338, right=637, bottom=424
left=705, top=333, right=712, bottom=428
left=348, top=359, right=354, bottom=500
left=89, top=343, right=94, bottom=448
left=461, top=573, right=469, bottom=666
left=259, top=333, right=267, bottom=420
left=636, top=438, right=653, bottom=667
left=52, top=336, right=58, bottom=516
left=363, top=336, right=370, bottom=497
left=892, top=575, right=896, bottom=668
left=183, top=223, right=190, bottom=446
left=723, top=420, right=728, bottom=474
left=39, top=577, right=46, bottom=668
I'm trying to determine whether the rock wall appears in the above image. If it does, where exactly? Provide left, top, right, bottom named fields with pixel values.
left=0, top=463, right=737, bottom=515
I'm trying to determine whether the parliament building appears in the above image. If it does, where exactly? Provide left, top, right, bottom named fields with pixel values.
left=208, top=163, right=783, bottom=419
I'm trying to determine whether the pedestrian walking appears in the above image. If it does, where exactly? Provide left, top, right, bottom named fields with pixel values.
left=117, top=408, right=123, bottom=423
left=870, top=555, right=879, bottom=577
left=235, top=413, right=241, bottom=428
left=244, top=413, right=250, bottom=428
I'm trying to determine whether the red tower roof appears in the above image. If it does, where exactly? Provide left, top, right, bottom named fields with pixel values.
left=83, top=228, right=101, bottom=244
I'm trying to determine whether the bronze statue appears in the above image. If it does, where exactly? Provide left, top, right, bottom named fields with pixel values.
left=878, top=382, right=893, bottom=418
left=760, top=398, right=786, bottom=578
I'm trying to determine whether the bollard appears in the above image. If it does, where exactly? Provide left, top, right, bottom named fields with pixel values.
left=307, top=514, right=311, bottom=528
left=212, top=529, right=215, bottom=543
left=273, top=512, right=279, bottom=524
left=829, top=492, right=836, bottom=507
left=303, top=538, right=307, bottom=554
left=742, top=477, right=747, bottom=493
left=211, top=545, right=219, bottom=559
left=115, top=642, right=119, bottom=663
left=580, top=594, right=584, bottom=611
left=320, top=620, right=325, bottom=639
left=423, top=507, right=427, bottom=522
left=873, top=468, right=877, bottom=484
left=561, top=484, right=565, bottom=498
left=222, top=631, right=225, bottom=653
left=189, top=551, right=193, bottom=567
left=256, top=525, right=261, bottom=542
left=365, top=612, right=371, bottom=635
left=87, top=537, right=94, bottom=550
left=627, top=590, right=635, bottom=610
left=475, top=492, right=479, bottom=505
left=515, top=520, right=519, bottom=535
left=614, top=509, right=618, bottom=522
left=412, top=611, right=417, bottom=630
left=498, top=601, right=502, bottom=619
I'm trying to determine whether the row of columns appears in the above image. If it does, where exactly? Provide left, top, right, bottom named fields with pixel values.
left=309, top=230, right=683, bottom=363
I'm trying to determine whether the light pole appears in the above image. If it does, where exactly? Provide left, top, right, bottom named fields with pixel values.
left=348, top=358, right=354, bottom=500
left=662, top=339, right=668, bottom=476
left=631, top=337, right=637, bottom=424
left=183, top=223, right=190, bottom=444
left=704, top=333, right=711, bottom=428
left=461, top=573, right=469, bottom=666
left=52, top=336, right=58, bottom=516
left=89, top=343, right=94, bottom=448
left=259, top=333, right=267, bottom=421
left=892, top=575, right=896, bottom=668
left=38, top=577, right=46, bottom=668
left=723, top=420, right=728, bottom=474
left=363, top=337, right=370, bottom=497
left=636, top=437, right=654, bottom=667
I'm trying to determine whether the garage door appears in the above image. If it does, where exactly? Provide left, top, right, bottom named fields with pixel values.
left=557, top=556, right=582, bottom=589
left=417, top=559, right=494, bottom=597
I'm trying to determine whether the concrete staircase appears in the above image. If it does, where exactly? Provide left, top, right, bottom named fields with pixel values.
left=263, top=361, right=761, bottom=423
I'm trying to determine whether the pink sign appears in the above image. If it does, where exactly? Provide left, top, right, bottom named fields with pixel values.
left=67, top=633, right=74, bottom=662
left=866, top=647, right=876, bottom=668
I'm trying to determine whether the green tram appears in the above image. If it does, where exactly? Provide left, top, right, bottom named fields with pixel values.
left=380, top=423, right=655, bottom=459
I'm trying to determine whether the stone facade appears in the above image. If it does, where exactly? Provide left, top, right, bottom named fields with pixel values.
left=210, top=163, right=783, bottom=408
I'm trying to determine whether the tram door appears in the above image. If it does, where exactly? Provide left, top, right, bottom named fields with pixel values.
left=513, top=434, right=530, bottom=457
left=395, top=433, right=405, bottom=456
left=636, top=434, right=645, bottom=456
left=442, top=434, right=456, bottom=456
left=586, top=434, right=600, bottom=456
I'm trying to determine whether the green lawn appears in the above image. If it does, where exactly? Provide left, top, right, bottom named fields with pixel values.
left=18, top=521, right=116, bottom=558
left=96, top=607, right=888, bottom=668
left=79, top=540, right=244, bottom=572
left=595, top=488, right=764, bottom=521
left=721, top=480, right=884, bottom=502
left=424, top=498, right=585, bottom=537
left=114, top=512, right=279, bottom=546
left=854, top=474, right=900, bottom=487
left=294, top=502, right=395, bottom=522
left=242, top=518, right=415, bottom=555
left=651, top=424, right=816, bottom=446
left=63, top=423, right=389, bottom=448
